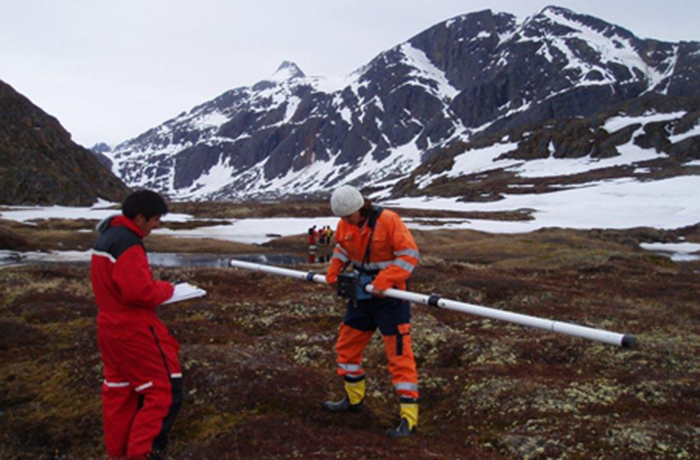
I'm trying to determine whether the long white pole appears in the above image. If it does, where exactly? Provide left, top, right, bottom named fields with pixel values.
left=229, top=259, right=636, bottom=348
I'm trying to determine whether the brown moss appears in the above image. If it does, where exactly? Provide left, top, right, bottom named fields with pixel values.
left=0, top=222, right=30, bottom=250
left=0, top=319, right=48, bottom=350
left=1, top=216, right=699, bottom=458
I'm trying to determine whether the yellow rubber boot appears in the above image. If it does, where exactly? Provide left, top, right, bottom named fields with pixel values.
left=344, top=378, right=366, bottom=406
left=400, top=401, right=419, bottom=431
left=322, top=378, right=365, bottom=412
left=387, top=399, right=419, bottom=438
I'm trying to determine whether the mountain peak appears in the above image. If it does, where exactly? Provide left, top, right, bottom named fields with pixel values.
left=271, top=61, right=305, bottom=81
left=529, top=4, right=583, bottom=28
left=106, top=7, right=699, bottom=202
left=539, top=5, right=574, bottom=16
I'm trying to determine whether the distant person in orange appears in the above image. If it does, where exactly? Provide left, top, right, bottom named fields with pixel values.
left=90, top=190, right=182, bottom=460
left=323, top=185, right=421, bottom=438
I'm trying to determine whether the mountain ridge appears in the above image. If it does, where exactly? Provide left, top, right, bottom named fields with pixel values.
left=101, top=6, right=700, bottom=202
left=0, top=80, right=130, bottom=206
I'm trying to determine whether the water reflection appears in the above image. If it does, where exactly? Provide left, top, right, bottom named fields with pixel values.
left=0, top=250, right=305, bottom=269
left=149, top=253, right=306, bottom=267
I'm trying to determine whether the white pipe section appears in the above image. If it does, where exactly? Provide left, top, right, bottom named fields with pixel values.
left=229, top=259, right=636, bottom=348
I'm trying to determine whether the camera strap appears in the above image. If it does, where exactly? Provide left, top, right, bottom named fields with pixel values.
left=359, top=206, right=383, bottom=274
left=336, top=206, right=385, bottom=303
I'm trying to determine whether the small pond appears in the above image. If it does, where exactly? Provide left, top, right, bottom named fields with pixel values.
left=0, top=250, right=306, bottom=269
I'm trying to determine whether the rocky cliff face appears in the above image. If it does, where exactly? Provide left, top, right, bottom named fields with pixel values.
left=0, top=80, right=130, bottom=206
left=105, top=6, right=700, bottom=201
left=391, top=92, right=700, bottom=201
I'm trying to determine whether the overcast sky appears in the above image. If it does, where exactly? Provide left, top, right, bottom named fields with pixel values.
left=1, top=0, right=698, bottom=148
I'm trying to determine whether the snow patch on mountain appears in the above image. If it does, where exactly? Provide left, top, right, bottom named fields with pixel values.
left=345, top=135, right=423, bottom=185
left=310, top=75, right=358, bottom=95
left=670, top=122, right=700, bottom=144
left=603, top=111, right=687, bottom=133
left=415, top=109, right=693, bottom=190
left=446, top=142, right=520, bottom=178
left=181, top=157, right=237, bottom=198
left=399, top=43, right=459, bottom=102
left=191, top=111, right=229, bottom=130
left=514, top=145, right=665, bottom=179
left=541, top=7, right=664, bottom=86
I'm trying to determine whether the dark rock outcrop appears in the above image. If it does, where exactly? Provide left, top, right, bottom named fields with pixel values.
left=0, top=80, right=130, bottom=206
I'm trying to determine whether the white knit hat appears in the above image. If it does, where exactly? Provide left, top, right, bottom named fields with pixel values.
left=330, top=185, right=364, bottom=217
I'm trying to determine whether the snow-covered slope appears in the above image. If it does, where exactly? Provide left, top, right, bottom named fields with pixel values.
left=102, top=6, right=700, bottom=202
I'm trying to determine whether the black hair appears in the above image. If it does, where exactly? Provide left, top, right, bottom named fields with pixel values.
left=121, top=189, right=169, bottom=220
left=359, top=199, right=373, bottom=219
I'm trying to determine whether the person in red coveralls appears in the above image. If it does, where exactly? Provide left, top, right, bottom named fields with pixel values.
left=322, top=185, right=421, bottom=438
left=91, top=190, right=181, bottom=460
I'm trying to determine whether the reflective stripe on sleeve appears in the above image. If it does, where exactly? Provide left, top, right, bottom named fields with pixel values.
left=332, top=252, right=350, bottom=263
left=171, top=373, right=183, bottom=379
left=393, top=259, right=416, bottom=273
left=394, top=249, right=420, bottom=259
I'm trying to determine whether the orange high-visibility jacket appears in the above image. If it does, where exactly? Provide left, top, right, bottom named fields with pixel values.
left=326, top=208, right=420, bottom=291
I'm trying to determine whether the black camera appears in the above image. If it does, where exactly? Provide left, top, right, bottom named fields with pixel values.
left=337, top=273, right=374, bottom=301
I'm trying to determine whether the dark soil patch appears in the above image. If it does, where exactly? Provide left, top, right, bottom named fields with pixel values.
left=7, top=292, right=94, bottom=324
left=0, top=319, right=47, bottom=350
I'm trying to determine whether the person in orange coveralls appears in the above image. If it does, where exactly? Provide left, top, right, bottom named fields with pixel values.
left=90, top=190, right=181, bottom=460
left=323, top=185, right=421, bottom=438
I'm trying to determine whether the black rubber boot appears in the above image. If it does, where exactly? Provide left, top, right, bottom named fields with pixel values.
left=322, top=395, right=362, bottom=412
left=386, top=418, right=415, bottom=438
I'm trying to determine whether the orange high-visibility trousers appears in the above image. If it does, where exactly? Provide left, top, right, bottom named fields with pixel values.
left=334, top=297, right=419, bottom=399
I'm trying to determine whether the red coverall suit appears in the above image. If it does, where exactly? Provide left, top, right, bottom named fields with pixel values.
left=90, top=215, right=182, bottom=459
left=325, top=207, right=421, bottom=416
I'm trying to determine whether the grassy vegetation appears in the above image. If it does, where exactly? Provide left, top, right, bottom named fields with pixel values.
left=1, top=203, right=699, bottom=458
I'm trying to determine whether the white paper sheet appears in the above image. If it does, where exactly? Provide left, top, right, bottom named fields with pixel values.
left=162, top=282, right=207, bottom=305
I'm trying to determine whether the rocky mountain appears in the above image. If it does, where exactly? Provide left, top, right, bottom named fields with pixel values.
left=105, top=6, right=700, bottom=201
left=89, top=142, right=115, bottom=170
left=90, top=142, right=112, bottom=154
left=389, top=93, right=700, bottom=203
left=0, top=80, right=130, bottom=206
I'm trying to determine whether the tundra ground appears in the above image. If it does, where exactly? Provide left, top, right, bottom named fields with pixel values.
left=0, top=203, right=698, bottom=459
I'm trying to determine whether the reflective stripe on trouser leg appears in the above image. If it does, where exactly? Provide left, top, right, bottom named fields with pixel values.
left=335, top=323, right=374, bottom=378
left=99, top=329, right=140, bottom=459
left=127, top=327, right=182, bottom=458
left=382, top=323, right=419, bottom=399
left=101, top=380, right=139, bottom=458
left=127, top=379, right=173, bottom=457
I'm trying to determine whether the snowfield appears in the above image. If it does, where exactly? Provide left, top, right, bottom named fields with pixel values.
left=2, top=173, right=699, bottom=262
